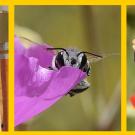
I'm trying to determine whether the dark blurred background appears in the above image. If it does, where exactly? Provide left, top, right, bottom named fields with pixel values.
left=15, top=6, right=121, bottom=131
left=127, top=6, right=135, bottom=131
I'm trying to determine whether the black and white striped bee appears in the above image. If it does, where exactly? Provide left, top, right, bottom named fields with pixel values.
left=47, top=48, right=103, bottom=97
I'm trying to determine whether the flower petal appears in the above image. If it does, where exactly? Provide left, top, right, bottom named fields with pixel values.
left=26, top=44, right=55, bottom=68
left=15, top=96, right=59, bottom=126
left=15, top=67, right=86, bottom=126
left=15, top=36, right=55, bottom=68
left=15, top=36, right=54, bottom=96
left=39, top=67, right=85, bottom=99
left=15, top=36, right=86, bottom=126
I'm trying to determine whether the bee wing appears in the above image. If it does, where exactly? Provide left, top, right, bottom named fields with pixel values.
left=87, top=54, right=103, bottom=63
left=18, top=36, right=41, bottom=48
left=87, top=53, right=120, bottom=63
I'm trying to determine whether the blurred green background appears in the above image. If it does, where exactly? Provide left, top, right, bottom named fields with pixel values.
left=127, top=6, right=135, bottom=131
left=15, top=6, right=121, bottom=131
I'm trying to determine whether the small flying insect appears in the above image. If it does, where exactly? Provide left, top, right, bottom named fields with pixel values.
left=18, top=37, right=103, bottom=97
left=47, top=48, right=103, bottom=96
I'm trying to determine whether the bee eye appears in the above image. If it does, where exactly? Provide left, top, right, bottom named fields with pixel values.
left=55, top=52, right=65, bottom=68
left=79, top=54, right=87, bottom=69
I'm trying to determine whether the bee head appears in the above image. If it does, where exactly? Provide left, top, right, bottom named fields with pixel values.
left=47, top=48, right=102, bottom=69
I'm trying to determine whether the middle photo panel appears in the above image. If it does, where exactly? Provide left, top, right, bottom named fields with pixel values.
left=14, top=5, right=121, bottom=131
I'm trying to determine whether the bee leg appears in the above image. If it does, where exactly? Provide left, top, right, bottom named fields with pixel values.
left=67, top=91, right=75, bottom=97
left=87, top=67, right=91, bottom=76
left=69, top=92, right=75, bottom=97
left=66, top=80, right=90, bottom=97
left=73, top=80, right=90, bottom=91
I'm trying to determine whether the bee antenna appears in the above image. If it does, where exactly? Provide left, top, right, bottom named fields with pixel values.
left=47, top=48, right=69, bottom=56
left=78, top=51, right=103, bottom=58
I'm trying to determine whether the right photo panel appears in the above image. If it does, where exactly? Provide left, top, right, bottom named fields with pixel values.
left=127, top=6, right=135, bottom=131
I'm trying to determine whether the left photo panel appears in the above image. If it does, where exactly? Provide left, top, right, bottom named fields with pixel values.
left=0, top=6, right=8, bottom=131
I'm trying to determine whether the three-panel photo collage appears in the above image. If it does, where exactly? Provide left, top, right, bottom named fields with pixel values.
left=0, top=4, right=134, bottom=133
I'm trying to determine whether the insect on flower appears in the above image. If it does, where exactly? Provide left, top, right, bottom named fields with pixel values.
left=19, top=37, right=103, bottom=97
left=15, top=36, right=120, bottom=126
left=47, top=47, right=103, bottom=96
left=15, top=36, right=87, bottom=126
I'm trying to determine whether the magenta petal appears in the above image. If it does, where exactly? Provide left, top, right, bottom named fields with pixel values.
left=26, top=44, right=55, bottom=68
left=15, top=36, right=86, bottom=126
left=15, top=36, right=25, bottom=55
left=15, top=36, right=55, bottom=68
left=39, top=67, right=85, bottom=99
left=15, top=67, right=86, bottom=126
left=15, top=96, right=59, bottom=126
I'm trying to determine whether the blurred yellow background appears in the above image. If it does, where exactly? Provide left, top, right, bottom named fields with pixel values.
left=15, top=6, right=121, bottom=131
left=127, top=6, right=135, bottom=131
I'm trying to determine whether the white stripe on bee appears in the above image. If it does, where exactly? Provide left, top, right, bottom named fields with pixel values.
left=52, top=55, right=58, bottom=70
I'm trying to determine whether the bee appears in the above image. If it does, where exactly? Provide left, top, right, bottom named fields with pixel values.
left=47, top=48, right=103, bottom=97
left=18, top=37, right=103, bottom=97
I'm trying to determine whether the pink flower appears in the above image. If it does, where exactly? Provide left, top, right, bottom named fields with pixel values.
left=15, top=36, right=86, bottom=126
left=130, top=95, right=135, bottom=107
